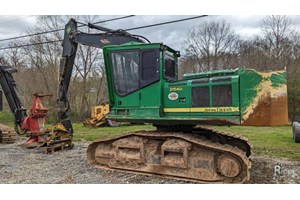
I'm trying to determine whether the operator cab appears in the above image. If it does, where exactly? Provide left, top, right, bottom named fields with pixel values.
left=103, top=42, right=182, bottom=123
left=104, top=42, right=180, bottom=97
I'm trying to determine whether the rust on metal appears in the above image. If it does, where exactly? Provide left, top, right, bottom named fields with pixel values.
left=242, top=95, right=288, bottom=126
left=241, top=70, right=288, bottom=126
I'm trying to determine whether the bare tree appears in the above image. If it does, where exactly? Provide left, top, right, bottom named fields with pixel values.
left=1, top=15, right=108, bottom=121
left=183, top=19, right=239, bottom=73
left=238, top=36, right=270, bottom=71
left=178, top=56, right=200, bottom=79
left=286, top=31, right=300, bottom=121
left=239, top=15, right=300, bottom=121
left=68, top=15, right=104, bottom=118
left=260, top=15, right=293, bottom=69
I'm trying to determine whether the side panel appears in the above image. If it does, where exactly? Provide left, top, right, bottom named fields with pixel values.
left=162, top=75, right=241, bottom=125
left=240, top=69, right=288, bottom=126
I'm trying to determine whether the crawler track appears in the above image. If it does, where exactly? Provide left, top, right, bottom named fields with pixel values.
left=87, top=127, right=251, bottom=183
left=0, top=124, right=16, bottom=144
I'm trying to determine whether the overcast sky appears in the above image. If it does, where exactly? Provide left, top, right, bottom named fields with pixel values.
left=0, top=15, right=300, bottom=51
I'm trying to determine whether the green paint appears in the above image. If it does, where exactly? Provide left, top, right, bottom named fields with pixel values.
left=239, top=70, right=287, bottom=120
left=183, top=68, right=242, bottom=80
left=101, top=42, right=285, bottom=126
left=239, top=69, right=263, bottom=114
left=270, top=72, right=287, bottom=88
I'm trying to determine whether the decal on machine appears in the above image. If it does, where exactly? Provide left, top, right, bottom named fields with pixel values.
left=169, top=87, right=183, bottom=92
left=163, top=107, right=240, bottom=112
left=168, top=92, right=179, bottom=100
left=100, top=39, right=110, bottom=44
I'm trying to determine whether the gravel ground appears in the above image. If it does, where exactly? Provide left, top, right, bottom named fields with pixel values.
left=1, top=137, right=300, bottom=184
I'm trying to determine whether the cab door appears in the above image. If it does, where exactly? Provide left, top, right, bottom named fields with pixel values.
left=110, top=50, right=140, bottom=107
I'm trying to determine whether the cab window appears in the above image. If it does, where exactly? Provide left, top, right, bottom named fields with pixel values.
left=110, top=49, right=160, bottom=96
left=111, top=51, right=140, bottom=96
left=164, top=52, right=177, bottom=82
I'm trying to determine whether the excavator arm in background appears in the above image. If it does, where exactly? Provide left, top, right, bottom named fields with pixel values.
left=0, top=66, right=27, bottom=127
left=56, top=18, right=147, bottom=137
left=1, top=18, right=146, bottom=149
left=0, top=66, right=51, bottom=146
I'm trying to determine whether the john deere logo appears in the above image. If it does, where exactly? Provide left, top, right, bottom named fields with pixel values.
left=100, top=39, right=110, bottom=44
left=168, top=92, right=178, bottom=101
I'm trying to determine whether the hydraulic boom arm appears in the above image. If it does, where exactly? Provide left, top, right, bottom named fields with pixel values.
left=0, top=66, right=27, bottom=128
left=58, top=18, right=147, bottom=133
left=0, top=65, right=50, bottom=145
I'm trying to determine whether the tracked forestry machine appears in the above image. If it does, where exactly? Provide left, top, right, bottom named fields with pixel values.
left=60, top=18, right=288, bottom=183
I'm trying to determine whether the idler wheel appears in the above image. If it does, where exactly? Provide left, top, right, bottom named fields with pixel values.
left=217, top=155, right=241, bottom=178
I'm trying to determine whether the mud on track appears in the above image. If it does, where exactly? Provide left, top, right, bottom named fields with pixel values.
left=0, top=137, right=299, bottom=184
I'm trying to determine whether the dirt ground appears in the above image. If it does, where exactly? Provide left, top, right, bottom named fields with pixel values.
left=0, top=137, right=299, bottom=184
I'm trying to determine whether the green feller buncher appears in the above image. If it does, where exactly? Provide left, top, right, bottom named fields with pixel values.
left=58, top=18, right=288, bottom=183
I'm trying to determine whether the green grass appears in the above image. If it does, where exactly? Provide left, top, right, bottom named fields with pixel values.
left=212, top=125, right=300, bottom=160
left=1, top=110, right=299, bottom=160
left=0, top=111, right=14, bottom=125
left=71, top=123, right=300, bottom=160
left=72, top=123, right=154, bottom=141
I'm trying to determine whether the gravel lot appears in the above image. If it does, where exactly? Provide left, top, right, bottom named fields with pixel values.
left=1, top=136, right=300, bottom=184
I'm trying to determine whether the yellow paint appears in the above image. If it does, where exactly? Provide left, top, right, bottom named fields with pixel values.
left=169, top=87, right=183, bottom=92
left=163, top=107, right=239, bottom=113
left=53, top=123, right=67, bottom=131
left=164, top=108, right=190, bottom=112
left=251, top=69, right=286, bottom=78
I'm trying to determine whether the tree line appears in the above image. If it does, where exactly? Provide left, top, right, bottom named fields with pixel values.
left=0, top=16, right=107, bottom=122
left=0, top=15, right=299, bottom=122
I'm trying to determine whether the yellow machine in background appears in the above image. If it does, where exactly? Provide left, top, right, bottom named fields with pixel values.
left=83, top=104, right=119, bottom=128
